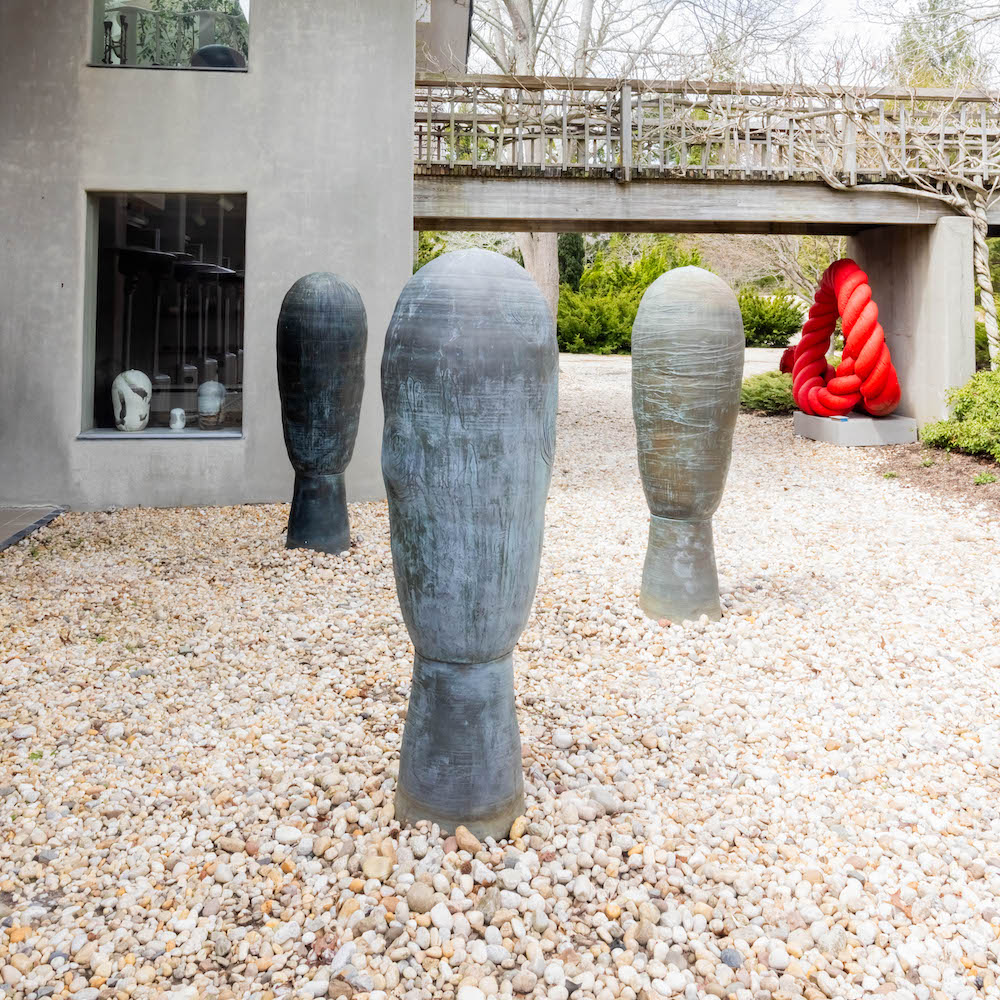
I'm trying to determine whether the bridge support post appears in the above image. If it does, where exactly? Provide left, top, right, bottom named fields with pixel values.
left=847, top=217, right=974, bottom=425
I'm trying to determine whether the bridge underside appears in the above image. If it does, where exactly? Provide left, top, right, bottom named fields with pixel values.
left=413, top=175, right=979, bottom=427
left=415, top=176, right=1000, bottom=236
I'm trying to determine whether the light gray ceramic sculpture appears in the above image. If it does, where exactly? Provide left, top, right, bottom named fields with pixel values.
left=632, top=266, right=744, bottom=623
left=382, top=249, right=557, bottom=839
left=277, top=273, right=367, bottom=553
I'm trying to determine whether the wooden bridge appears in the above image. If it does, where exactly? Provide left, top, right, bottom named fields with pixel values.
left=413, top=74, right=1000, bottom=235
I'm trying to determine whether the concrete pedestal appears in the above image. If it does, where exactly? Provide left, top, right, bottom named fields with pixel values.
left=794, top=411, right=917, bottom=446
left=847, top=218, right=974, bottom=426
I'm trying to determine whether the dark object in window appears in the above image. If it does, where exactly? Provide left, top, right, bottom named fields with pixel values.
left=191, top=44, right=247, bottom=68
left=92, top=193, right=246, bottom=434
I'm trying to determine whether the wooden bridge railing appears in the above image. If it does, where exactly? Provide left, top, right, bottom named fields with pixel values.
left=414, top=74, right=1000, bottom=186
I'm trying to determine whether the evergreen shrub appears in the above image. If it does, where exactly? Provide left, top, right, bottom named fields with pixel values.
left=921, top=369, right=1000, bottom=462
left=738, top=288, right=804, bottom=348
left=740, top=371, right=796, bottom=415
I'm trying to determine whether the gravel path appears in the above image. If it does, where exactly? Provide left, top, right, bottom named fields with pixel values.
left=2, top=355, right=1000, bottom=1000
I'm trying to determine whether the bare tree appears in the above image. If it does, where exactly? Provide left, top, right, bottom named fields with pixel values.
left=786, top=85, right=1000, bottom=365
left=468, top=0, right=820, bottom=321
left=694, top=234, right=846, bottom=297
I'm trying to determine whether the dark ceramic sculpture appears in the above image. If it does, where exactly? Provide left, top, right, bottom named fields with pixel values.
left=277, top=272, right=367, bottom=553
left=382, top=249, right=557, bottom=839
left=632, top=266, right=744, bottom=622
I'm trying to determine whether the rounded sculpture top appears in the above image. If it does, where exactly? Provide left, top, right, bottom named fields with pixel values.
left=382, top=249, right=557, bottom=664
left=276, top=271, right=367, bottom=476
left=633, top=265, right=743, bottom=351
left=388, top=248, right=553, bottom=352
left=632, top=265, right=744, bottom=520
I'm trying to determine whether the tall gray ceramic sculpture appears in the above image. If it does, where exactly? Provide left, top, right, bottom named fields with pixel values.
left=632, top=266, right=744, bottom=622
left=277, top=273, right=366, bottom=553
left=382, top=249, right=557, bottom=839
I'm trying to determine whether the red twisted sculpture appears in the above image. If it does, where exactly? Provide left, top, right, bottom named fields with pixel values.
left=782, top=259, right=901, bottom=417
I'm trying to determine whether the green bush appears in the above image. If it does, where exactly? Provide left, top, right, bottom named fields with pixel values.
left=740, top=371, right=796, bottom=415
left=557, top=242, right=702, bottom=353
left=921, top=368, right=1000, bottom=462
left=738, top=288, right=805, bottom=348
left=976, top=321, right=992, bottom=370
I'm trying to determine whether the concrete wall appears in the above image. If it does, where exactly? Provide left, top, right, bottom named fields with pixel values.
left=0, top=0, right=414, bottom=509
left=848, top=219, right=975, bottom=425
left=416, top=0, right=471, bottom=74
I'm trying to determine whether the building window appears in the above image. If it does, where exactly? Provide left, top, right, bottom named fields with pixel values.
left=94, top=2, right=250, bottom=69
left=91, top=193, right=246, bottom=435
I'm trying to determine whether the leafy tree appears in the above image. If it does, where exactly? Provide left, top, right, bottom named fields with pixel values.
left=558, top=234, right=585, bottom=292
left=893, top=0, right=975, bottom=87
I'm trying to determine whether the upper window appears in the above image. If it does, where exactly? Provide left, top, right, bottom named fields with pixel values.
left=94, top=2, right=250, bottom=70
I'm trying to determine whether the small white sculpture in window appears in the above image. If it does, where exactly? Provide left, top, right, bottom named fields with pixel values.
left=111, top=371, right=152, bottom=432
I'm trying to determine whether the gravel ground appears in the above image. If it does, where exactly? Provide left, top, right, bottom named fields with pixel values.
left=2, top=354, right=1000, bottom=1000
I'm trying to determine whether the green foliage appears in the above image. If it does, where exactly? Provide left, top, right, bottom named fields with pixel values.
left=921, top=457, right=935, bottom=467
left=883, top=471, right=898, bottom=479
left=894, top=0, right=974, bottom=87
left=738, top=288, right=804, bottom=348
left=558, top=234, right=585, bottom=292
left=976, top=321, right=992, bottom=370
left=974, top=471, right=997, bottom=485
left=740, top=371, right=796, bottom=415
left=414, top=231, right=447, bottom=272
left=135, top=0, right=249, bottom=63
left=921, top=368, right=1000, bottom=462
left=556, top=240, right=702, bottom=353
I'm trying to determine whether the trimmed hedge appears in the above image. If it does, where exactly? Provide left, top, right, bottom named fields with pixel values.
left=557, top=244, right=702, bottom=354
left=740, top=371, right=796, bottom=415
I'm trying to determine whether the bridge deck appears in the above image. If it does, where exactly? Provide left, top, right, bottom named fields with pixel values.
left=415, top=176, right=1000, bottom=235
left=413, top=75, right=1000, bottom=235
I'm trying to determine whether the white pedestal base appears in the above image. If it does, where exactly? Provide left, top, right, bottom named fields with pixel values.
left=793, top=411, right=918, bottom=446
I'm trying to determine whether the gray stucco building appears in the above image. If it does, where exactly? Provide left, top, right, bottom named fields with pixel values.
left=0, top=1, right=469, bottom=510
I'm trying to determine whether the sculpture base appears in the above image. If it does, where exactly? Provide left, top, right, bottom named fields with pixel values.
left=640, top=515, right=721, bottom=623
left=396, top=653, right=524, bottom=840
left=286, top=472, right=350, bottom=553
left=793, top=411, right=917, bottom=446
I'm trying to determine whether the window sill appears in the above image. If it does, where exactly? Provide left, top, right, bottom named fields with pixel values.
left=78, top=428, right=243, bottom=440
left=86, top=63, right=248, bottom=72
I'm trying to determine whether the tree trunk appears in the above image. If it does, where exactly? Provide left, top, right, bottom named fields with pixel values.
left=518, top=232, right=560, bottom=326
left=973, top=194, right=999, bottom=369
left=574, top=0, right=595, bottom=76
